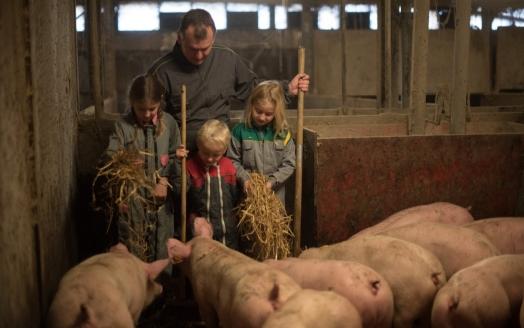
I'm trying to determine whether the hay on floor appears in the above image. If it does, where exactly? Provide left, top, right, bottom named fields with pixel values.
left=236, top=172, right=294, bottom=260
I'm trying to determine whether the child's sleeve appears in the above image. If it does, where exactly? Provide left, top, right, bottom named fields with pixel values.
left=268, top=131, right=296, bottom=190
left=103, top=121, right=126, bottom=161
left=227, top=125, right=251, bottom=187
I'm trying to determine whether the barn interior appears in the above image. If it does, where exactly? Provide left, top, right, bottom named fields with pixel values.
left=1, top=0, right=524, bottom=326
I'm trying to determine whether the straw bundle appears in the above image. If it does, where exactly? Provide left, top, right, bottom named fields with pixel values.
left=92, top=149, right=161, bottom=260
left=237, top=173, right=294, bottom=260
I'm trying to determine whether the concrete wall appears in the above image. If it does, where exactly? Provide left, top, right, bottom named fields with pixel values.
left=0, top=0, right=78, bottom=325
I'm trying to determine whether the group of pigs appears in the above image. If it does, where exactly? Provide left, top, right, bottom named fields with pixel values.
left=48, top=202, right=524, bottom=328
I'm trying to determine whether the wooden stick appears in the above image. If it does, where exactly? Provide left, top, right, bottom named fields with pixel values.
left=293, top=47, right=305, bottom=256
left=180, top=85, right=187, bottom=243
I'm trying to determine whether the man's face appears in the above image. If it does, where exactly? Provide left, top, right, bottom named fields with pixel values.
left=178, top=25, right=214, bottom=65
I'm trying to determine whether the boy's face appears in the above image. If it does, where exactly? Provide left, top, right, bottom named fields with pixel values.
left=197, top=140, right=226, bottom=167
left=133, top=100, right=160, bottom=127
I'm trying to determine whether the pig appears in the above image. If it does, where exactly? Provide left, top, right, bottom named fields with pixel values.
left=352, top=202, right=474, bottom=238
left=462, top=217, right=524, bottom=254
left=431, top=254, right=524, bottom=328
left=379, top=222, right=500, bottom=277
left=47, top=248, right=169, bottom=328
left=167, top=236, right=302, bottom=328
left=299, top=235, right=446, bottom=328
left=262, top=289, right=363, bottom=328
left=265, top=257, right=393, bottom=328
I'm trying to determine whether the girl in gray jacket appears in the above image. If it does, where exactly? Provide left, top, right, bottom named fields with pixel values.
left=228, top=81, right=296, bottom=204
left=104, top=74, right=185, bottom=262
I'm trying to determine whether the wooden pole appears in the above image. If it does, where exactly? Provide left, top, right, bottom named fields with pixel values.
left=450, top=0, right=471, bottom=134
left=180, top=85, right=187, bottom=242
left=293, top=47, right=305, bottom=256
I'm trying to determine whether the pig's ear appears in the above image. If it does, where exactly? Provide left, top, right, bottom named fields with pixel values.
left=166, top=238, right=192, bottom=263
left=144, top=279, right=163, bottom=307
left=78, top=304, right=95, bottom=326
left=144, top=258, right=170, bottom=280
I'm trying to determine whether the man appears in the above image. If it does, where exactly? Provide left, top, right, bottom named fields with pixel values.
left=148, top=8, right=310, bottom=152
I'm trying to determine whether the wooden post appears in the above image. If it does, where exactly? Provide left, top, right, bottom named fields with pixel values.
left=391, top=0, right=401, bottom=109
left=293, top=47, right=305, bottom=256
left=384, top=0, right=393, bottom=111
left=450, top=0, right=471, bottom=134
left=376, top=0, right=385, bottom=111
left=409, top=0, right=429, bottom=134
left=180, top=85, right=187, bottom=242
left=400, top=0, right=412, bottom=111
left=87, top=0, right=103, bottom=121
left=339, top=0, right=347, bottom=110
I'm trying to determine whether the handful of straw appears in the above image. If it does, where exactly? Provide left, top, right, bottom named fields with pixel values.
left=237, top=173, right=294, bottom=260
left=92, top=149, right=161, bottom=260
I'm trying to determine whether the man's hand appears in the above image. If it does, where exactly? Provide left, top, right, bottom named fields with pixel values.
left=288, top=73, right=310, bottom=96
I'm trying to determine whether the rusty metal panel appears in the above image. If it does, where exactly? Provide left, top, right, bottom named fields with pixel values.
left=302, top=132, right=524, bottom=247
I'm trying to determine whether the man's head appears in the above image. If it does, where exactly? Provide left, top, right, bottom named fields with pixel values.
left=177, top=9, right=216, bottom=65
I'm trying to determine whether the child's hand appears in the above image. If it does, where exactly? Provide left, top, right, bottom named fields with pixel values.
left=243, top=180, right=251, bottom=193
left=176, top=144, right=189, bottom=159
left=154, top=177, right=169, bottom=201
left=118, top=202, right=129, bottom=214
left=265, top=181, right=272, bottom=191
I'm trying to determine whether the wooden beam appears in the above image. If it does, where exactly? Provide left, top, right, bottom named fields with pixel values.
left=450, top=0, right=472, bottom=134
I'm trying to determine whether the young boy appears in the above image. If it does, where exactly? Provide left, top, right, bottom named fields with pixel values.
left=187, top=119, right=239, bottom=249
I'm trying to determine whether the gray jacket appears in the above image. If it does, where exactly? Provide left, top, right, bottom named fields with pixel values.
left=228, top=122, right=296, bottom=202
left=105, top=111, right=181, bottom=262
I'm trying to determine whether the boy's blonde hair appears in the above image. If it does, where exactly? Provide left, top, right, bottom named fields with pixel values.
left=196, top=119, right=231, bottom=150
left=244, top=80, right=288, bottom=135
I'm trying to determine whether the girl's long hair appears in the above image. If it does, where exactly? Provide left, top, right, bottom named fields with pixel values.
left=243, top=80, right=288, bottom=135
left=128, top=74, right=166, bottom=136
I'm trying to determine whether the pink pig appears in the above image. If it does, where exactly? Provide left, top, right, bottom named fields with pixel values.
left=47, top=247, right=168, bottom=328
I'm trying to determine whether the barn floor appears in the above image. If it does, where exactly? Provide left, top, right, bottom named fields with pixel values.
left=138, top=276, right=204, bottom=328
